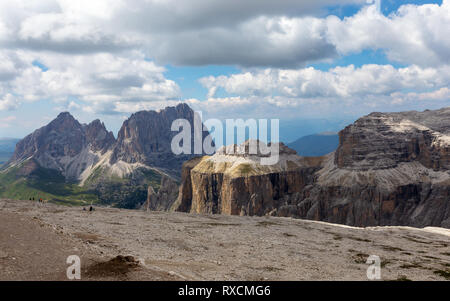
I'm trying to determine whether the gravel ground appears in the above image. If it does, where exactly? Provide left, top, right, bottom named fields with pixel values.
left=1, top=199, right=449, bottom=281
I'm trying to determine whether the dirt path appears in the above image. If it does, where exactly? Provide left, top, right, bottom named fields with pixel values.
left=1, top=199, right=449, bottom=281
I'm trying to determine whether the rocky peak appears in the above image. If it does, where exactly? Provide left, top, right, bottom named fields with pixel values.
left=142, top=175, right=179, bottom=211
left=84, top=119, right=116, bottom=153
left=49, top=112, right=82, bottom=132
left=7, top=112, right=113, bottom=179
left=202, top=140, right=314, bottom=178
left=10, top=112, right=85, bottom=164
left=110, top=103, right=211, bottom=176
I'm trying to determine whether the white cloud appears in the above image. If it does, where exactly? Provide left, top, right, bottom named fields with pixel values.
left=2, top=0, right=448, bottom=68
left=326, top=1, right=450, bottom=67
left=0, top=51, right=181, bottom=113
left=391, top=87, right=450, bottom=104
left=142, top=16, right=337, bottom=68
left=200, top=64, right=450, bottom=99
left=187, top=87, right=450, bottom=122
left=0, top=94, right=19, bottom=111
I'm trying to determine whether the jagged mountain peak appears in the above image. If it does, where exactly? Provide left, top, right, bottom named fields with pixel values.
left=47, top=111, right=82, bottom=131
left=127, top=103, right=193, bottom=120
left=84, top=119, right=116, bottom=154
left=87, top=119, right=103, bottom=126
left=56, top=111, right=74, bottom=119
left=111, top=103, right=209, bottom=175
left=1, top=103, right=211, bottom=208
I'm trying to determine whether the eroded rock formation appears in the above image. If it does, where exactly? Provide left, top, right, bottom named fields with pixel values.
left=143, top=175, right=179, bottom=211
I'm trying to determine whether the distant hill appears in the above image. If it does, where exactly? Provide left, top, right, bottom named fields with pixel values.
left=287, top=132, right=339, bottom=157
left=0, top=138, right=20, bottom=165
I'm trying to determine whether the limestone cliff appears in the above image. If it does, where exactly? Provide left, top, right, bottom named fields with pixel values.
left=173, top=141, right=324, bottom=216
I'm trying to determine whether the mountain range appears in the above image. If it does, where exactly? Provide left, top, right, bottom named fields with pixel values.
left=0, top=103, right=209, bottom=208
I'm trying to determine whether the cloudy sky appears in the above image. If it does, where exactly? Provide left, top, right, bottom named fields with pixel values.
left=0, top=0, right=449, bottom=140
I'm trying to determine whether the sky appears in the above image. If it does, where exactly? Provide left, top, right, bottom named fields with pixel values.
left=0, top=0, right=449, bottom=141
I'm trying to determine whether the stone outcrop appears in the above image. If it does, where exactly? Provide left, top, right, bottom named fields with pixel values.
left=142, top=175, right=179, bottom=211
left=175, top=108, right=450, bottom=228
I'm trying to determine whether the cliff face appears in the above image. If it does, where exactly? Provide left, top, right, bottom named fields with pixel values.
left=175, top=108, right=450, bottom=228
left=336, top=109, right=450, bottom=171
left=279, top=155, right=450, bottom=228
left=300, top=108, right=450, bottom=228
left=173, top=142, right=324, bottom=216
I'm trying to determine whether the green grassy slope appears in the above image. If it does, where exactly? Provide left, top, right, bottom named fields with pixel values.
left=0, top=163, right=98, bottom=206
